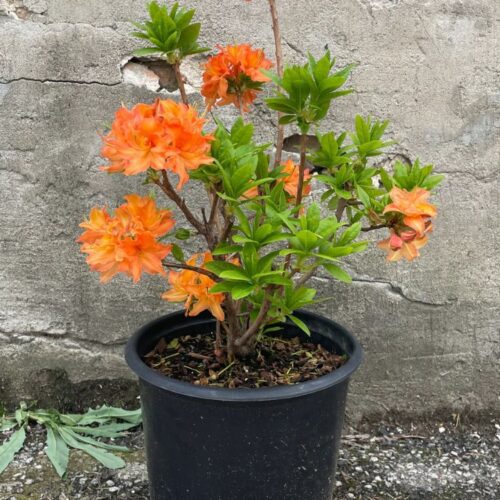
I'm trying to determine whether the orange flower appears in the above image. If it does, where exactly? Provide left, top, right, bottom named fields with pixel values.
left=78, top=195, right=174, bottom=283
left=162, top=252, right=225, bottom=321
left=383, top=186, right=436, bottom=237
left=377, top=229, right=429, bottom=262
left=100, top=99, right=214, bottom=190
left=378, top=186, right=436, bottom=262
left=201, top=44, right=272, bottom=111
left=280, top=159, right=312, bottom=201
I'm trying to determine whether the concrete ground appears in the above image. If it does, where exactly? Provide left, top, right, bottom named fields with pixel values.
left=1, top=413, right=498, bottom=499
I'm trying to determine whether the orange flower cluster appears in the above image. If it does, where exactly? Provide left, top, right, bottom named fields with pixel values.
left=243, top=159, right=312, bottom=201
left=78, top=195, right=174, bottom=283
left=378, top=187, right=437, bottom=261
left=201, top=44, right=272, bottom=111
left=162, top=252, right=225, bottom=321
left=100, top=99, right=214, bottom=190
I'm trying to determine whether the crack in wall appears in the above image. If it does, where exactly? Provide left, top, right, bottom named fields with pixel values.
left=283, top=37, right=306, bottom=58
left=351, top=277, right=454, bottom=307
left=0, top=76, right=121, bottom=87
left=438, top=170, right=500, bottom=183
left=0, top=329, right=127, bottom=349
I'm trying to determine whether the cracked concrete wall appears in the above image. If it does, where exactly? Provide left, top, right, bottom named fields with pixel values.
left=0, top=0, right=498, bottom=415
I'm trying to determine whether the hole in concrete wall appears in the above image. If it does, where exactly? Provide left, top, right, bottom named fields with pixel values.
left=120, top=56, right=179, bottom=93
left=282, top=134, right=320, bottom=154
left=280, top=134, right=320, bottom=172
left=1, top=0, right=47, bottom=20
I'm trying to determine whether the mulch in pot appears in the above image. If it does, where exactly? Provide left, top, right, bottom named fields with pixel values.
left=144, top=332, right=347, bottom=388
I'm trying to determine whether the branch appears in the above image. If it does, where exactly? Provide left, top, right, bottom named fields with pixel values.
left=335, top=198, right=347, bottom=221
left=155, top=172, right=206, bottom=236
left=268, top=0, right=285, bottom=167
left=234, top=299, right=271, bottom=347
left=163, top=261, right=220, bottom=282
left=295, top=268, right=316, bottom=287
left=294, top=132, right=308, bottom=207
left=237, top=95, right=245, bottom=120
left=208, top=190, right=220, bottom=227
left=223, top=295, right=241, bottom=360
left=173, top=62, right=189, bottom=105
left=361, top=223, right=387, bottom=232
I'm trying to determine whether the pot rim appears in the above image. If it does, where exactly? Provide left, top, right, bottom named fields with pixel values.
left=125, top=309, right=363, bottom=402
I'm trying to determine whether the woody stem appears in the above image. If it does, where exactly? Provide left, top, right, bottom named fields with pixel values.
left=237, top=95, right=245, bottom=120
left=361, top=223, right=387, bottom=232
left=234, top=299, right=271, bottom=348
left=155, top=172, right=207, bottom=238
left=224, top=297, right=240, bottom=361
left=163, top=261, right=220, bottom=282
left=335, top=199, right=347, bottom=222
left=295, top=132, right=308, bottom=208
left=173, top=62, right=189, bottom=105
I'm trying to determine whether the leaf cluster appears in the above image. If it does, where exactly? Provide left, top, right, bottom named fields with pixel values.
left=132, top=1, right=209, bottom=62
left=0, top=403, right=142, bottom=478
left=192, top=118, right=271, bottom=200
left=380, top=158, right=445, bottom=192
left=265, top=51, right=354, bottom=133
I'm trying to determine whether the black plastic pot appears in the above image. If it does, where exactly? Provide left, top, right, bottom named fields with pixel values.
left=126, top=309, right=362, bottom=500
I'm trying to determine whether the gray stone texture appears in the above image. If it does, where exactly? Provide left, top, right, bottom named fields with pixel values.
left=0, top=0, right=498, bottom=415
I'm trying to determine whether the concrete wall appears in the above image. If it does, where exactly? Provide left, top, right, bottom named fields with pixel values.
left=0, top=0, right=498, bottom=416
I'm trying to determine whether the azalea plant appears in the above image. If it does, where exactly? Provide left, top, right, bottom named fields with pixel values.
left=78, top=1, right=443, bottom=361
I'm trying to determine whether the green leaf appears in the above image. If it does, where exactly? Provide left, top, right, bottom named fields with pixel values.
left=45, top=426, right=69, bottom=478
left=67, top=422, right=140, bottom=438
left=62, top=428, right=128, bottom=452
left=337, top=222, right=361, bottom=245
left=355, top=115, right=370, bottom=143
left=14, top=407, right=26, bottom=426
left=422, top=174, right=444, bottom=190
left=219, top=270, right=251, bottom=282
left=261, top=233, right=289, bottom=245
left=176, top=9, right=195, bottom=30
left=306, top=204, right=321, bottom=232
left=0, top=418, right=17, bottom=432
left=232, top=235, right=258, bottom=245
left=356, top=184, right=371, bottom=207
left=58, top=427, right=125, bottom=470
left=204, top=260, right=240, bottom=275
left=260, top=275, right=292, bottom=286
left=379, top=168, right=393, bottom=190
left=295, top=230, right=319, bottom=251
left=171, top=244, right=185, bottom=263
left=278, top=115, right=297, bottom=125
left=212, top=243, right=241, bottom=256
left=0, top=427, right=26, bottom=475
left=230, top=283, right=254, bottom=300
left=255, top=251, right=280, bottom=273
left=133, top=47, right=161, bottom=57
left=174, top=228, right=191, bottom=240
left=232, top=206, right=252, bottom=236
left=323, top=264, right=352, bottom=283
left=208, top=282, right=236, bottom=294
left=178, top=23, right=200, bottom=49
left=77, top=406, right=142, bottom=426
left=287, top=315, right=311, bottom=336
